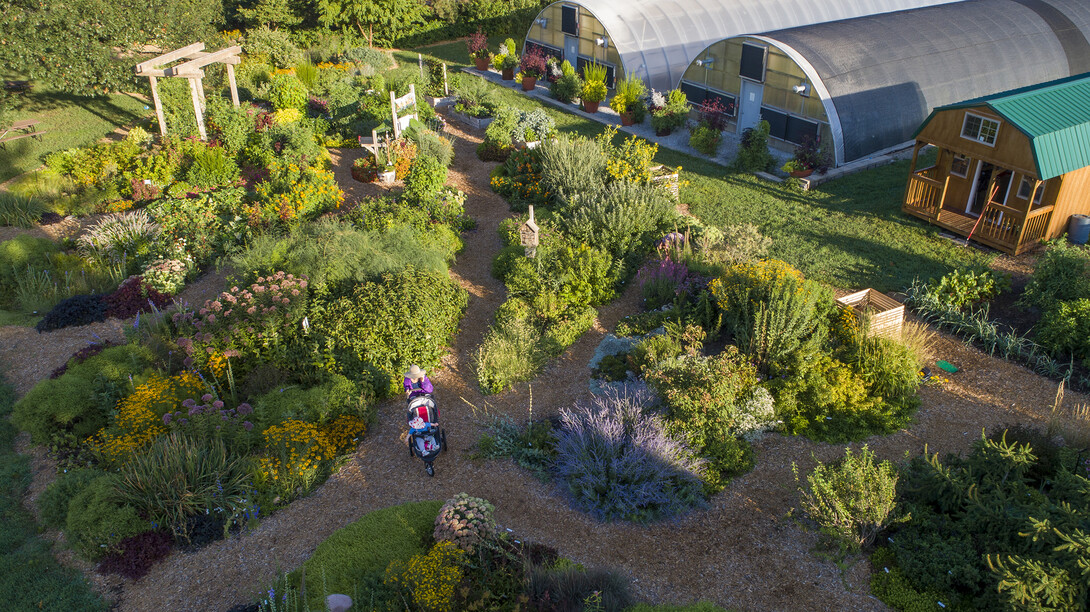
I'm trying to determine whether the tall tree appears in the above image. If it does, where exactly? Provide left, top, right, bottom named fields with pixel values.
left=237, top=0, right=302, bottom=29
left=316, top=0, right=427, bottom=47
left=0, top=0, right=223, bottom=94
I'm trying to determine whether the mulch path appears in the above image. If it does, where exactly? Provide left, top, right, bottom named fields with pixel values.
left=4, top=117, right=1087, bottom=612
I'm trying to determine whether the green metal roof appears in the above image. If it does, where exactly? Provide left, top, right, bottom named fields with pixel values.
left=915, top=72, right=1090, bottom=180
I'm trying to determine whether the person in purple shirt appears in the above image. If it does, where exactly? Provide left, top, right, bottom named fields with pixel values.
left=403, top=364, right=434, bottom=399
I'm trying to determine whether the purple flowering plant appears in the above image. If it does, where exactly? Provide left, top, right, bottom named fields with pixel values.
left=162, top=394, right=257, bottom=449
left=636, top=257, right=709, bottom=310
left=172, top=270, right=310, bottom=376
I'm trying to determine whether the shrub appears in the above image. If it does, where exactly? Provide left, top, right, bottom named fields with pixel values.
left=38, top=468, right=104, bottom=529
left=554, top=243, right=616, bottom=307
left=519, top=45, right=547, bottom=79
left=1020, top=239, right=1090, bottom=310
left=103, top=275, right=172, bottom=319
left=1035, top=298, right=1090, bottom=361
left=475, top=315, right=545, bottom=395
left=550, top=70, right=582, bottom=103
left=341, top=47, right=392, bottom=71
left=245, top=25, right=303, bottom=67
left=537, top=135, right=607, bottom=209
left=0, top=192, right=49, bottom=227
left=402, top=155, right=449, bottom=205
left=33, top=293, right=107, bottom=332
left=409, top=129, right=454, bottom=167
left=312, top=267, right=467, bottom=394
left=230, top=219, right=452, bottom=291
left=644, top=349, right=764, bottom=490
left=433, top=493, right=499, bottom=553
left=688, top=125, right=721, bottom=156
left=732, top=120, right=775, bottom=173
left=581, top=79, right=608, bottom=104
left=184, top=145, right=240, bottom=188
left=566, top=181, right=674, bottom=261
left=96, top=530, right=173, bottom=580
left=476, top=415, right=557, bottom=478
left=698, top=223, right=771, bottom=265
left=794, top=445, right=899, bottom=551
left=13, top=343, right=154, bottom=444
left=925, top=268, right=1008, bottom=310
left=251, top=374, right=373, bottom=430
left=555, top=390, right=706, bottom=522
left=249, top=160, right=343, bottom=227
left=384, top=541, right=466, bottom=612
left=141, top=259, right=188, bottom=295
left=65, top=474, right=147, bottom=560
left=115, top=433, right=253, bottom=542
left=609, top=75, right=647, bottom=120
left=452, top=77, right=499, bottom=118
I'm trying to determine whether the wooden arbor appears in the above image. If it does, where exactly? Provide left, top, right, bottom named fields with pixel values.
left=135, top=43, right=242, bottom=140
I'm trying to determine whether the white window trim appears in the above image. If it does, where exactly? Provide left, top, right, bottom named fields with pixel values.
left=950, top=154, right=971, bottom=178
left=961, top=112, right=1000, bottom=147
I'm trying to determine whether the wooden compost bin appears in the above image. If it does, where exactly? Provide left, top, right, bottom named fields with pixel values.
left=836, top=289, right=904, bottom=338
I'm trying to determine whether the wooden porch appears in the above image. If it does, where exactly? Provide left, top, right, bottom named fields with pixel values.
left=903, top=165, right=1053, bottom=254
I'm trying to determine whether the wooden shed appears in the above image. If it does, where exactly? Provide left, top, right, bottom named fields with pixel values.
left=903, top=73, right=1090, bottom=255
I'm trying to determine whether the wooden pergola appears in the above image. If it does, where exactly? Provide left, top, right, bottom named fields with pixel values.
left=135, top=43, right=242, bottom=140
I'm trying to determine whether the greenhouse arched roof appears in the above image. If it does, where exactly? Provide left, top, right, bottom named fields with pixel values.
left=763, top=0, right=1090, bottom=162
left=554, top=0, right=962, bottom=91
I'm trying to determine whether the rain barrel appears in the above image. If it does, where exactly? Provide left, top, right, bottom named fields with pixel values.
left=1070, top=214, right=1090, bottom=245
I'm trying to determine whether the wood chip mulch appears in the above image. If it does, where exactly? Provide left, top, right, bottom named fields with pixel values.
left=4, top=119, right=1086, bottom=612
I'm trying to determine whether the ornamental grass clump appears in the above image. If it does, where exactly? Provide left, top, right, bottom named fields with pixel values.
left=793, top=444, right=898, bottom=551
left=555, top=390, right=706, bottom=522
left=115, top=432, right=253, bottom=542
left=77, top=209, right=161, bottom=273
left=433, top=493, right=499, bottom=553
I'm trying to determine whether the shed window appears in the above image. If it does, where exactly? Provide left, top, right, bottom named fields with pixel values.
left=961, top=113, right=1000, bottom=146
left=762, top=107, right=817, bottom=145
left=1017, top=177, right=1047, bottom=206
left=561, top=5, right=578, bottom=35
left=950, top=154, right=971, bottom=178
left=739, top=43, right=766, bottom=82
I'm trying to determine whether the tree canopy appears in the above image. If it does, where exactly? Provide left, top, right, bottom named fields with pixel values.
left=0, top=0, right=223, bottom=94
left=316, top=0, right=428, bottom=48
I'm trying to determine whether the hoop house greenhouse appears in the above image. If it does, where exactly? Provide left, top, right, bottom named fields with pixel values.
left=677, top=0, right=1090, bottom=165
left=522, top=0, right=963, bottom=93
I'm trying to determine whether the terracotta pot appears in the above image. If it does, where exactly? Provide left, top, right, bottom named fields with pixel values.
left=474, top=56, right=491, bottom=71
left=789, top=168, right=814, bottom=178
left=521, top=76, right=538, bottom=91
left=620, top=112, right=635, bottom=126
left=582, top=100, right=600, bottom=113
left=501, top=68, right=515, bottom=80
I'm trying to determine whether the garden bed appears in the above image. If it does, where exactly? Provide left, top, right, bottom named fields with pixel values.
left=448, top=110, right=494, bottom=130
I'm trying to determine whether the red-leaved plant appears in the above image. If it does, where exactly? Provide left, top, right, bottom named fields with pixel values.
left=467, top=30, right=490, bottom=60
left=519, top=46, right=547, bottom=79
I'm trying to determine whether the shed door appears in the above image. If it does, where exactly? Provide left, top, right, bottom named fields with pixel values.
left=564, top=36, right=579, bottom=66
left=737, top=80, right=764, bottom=134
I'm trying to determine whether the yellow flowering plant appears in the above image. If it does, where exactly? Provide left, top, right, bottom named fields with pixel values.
left=255, top=419, right=337, bottom=503
left=250, top=160, right=343, bottom=227
left=91, top=371, right=205, bottom=467
left=384, top=541, right=466, bottom=612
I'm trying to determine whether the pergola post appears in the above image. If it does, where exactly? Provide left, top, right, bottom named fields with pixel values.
left=148, top=76, right=168, bottom=137
left=225, top=63, right=240, bottom=107
left=187, top=77, right=207, bottom=140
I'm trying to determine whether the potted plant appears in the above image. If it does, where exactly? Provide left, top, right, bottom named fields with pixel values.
left=609, top=75, right=646, bottom=126
left=493, top=38, right=519, bottom=80
left=580, top=61, right=608, bottom=113
left=519, top=46, right=546, bottom=91
left=550, top=60, right=582, bottom=103
left=688, top=98, right=728, bottom=155
left=351, top=153, right=381, bottom=183
left=649, top=88, right=689, bottom=136
left=790, top=135, right=832, bottom=176
left=467, top=30, right=492, bottom=71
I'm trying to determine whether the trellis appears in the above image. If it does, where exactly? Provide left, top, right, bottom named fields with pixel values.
left=135, top=43, right=242, bottom=140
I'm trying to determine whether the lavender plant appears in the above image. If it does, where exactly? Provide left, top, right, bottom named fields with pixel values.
left=555, top=390, right=706, bottom=522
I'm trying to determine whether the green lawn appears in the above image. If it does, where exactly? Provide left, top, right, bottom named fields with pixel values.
left=408, top=43, right=991, bottom=293
left=1, top=86, right=150, bottom=183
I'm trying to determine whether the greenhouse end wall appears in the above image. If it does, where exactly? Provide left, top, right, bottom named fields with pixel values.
left=524, top=3, right=626, bottom=87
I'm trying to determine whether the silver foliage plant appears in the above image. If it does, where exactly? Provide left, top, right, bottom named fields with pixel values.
left=555, top=389, right=707, bottom=522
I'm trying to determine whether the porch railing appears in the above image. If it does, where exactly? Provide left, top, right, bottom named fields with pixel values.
left=1016, top=205, right=1054, bottom=252
left=904, top=166, right=945, bottom=218
left=973, top=203, right=1054, bottom=253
